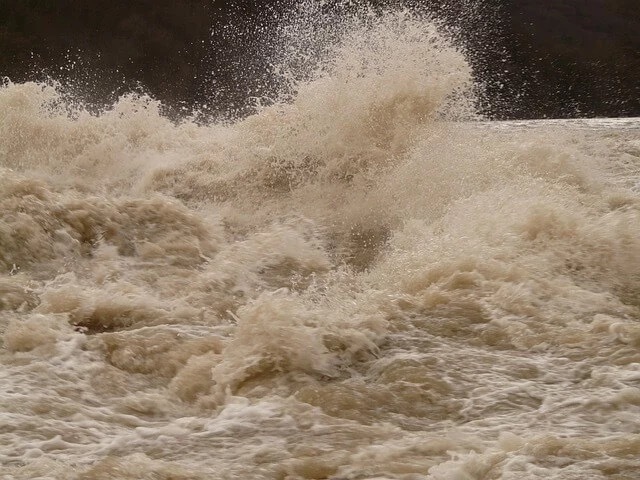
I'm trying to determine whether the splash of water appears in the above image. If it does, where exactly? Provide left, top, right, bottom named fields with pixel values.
left=2, top=4, right=640, bottom=479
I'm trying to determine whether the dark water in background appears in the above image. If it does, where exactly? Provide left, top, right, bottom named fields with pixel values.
left=2, top=5, right=640, bottom=480
left=1, top=0, right=639, bottom=119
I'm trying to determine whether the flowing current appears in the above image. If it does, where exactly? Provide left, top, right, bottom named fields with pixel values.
left=2, top=8, right=640, bottom=480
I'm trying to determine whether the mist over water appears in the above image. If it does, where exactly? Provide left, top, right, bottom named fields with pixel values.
left=2, top=4, right=640, bottom=479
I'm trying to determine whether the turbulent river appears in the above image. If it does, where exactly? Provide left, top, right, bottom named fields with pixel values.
left=1, top=6, right=640, bottom=480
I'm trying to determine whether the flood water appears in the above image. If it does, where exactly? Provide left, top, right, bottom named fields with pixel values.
left=2, top=6, right=640, bottom=480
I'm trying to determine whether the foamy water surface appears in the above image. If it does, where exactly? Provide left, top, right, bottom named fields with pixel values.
left=1, top=5, right=640, bottom=480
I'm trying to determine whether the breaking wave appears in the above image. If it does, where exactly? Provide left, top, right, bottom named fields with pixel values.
left=2, top=4, right=640, bottom=479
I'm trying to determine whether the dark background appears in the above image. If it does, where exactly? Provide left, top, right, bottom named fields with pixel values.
left=0, top=0, right=638, bottom=119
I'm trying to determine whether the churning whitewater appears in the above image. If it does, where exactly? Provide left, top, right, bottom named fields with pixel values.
left=1, top=6, right=640, bottom=480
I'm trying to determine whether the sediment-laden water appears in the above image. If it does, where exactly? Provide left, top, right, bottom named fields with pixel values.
left=1, top=6, right=640, bottom=480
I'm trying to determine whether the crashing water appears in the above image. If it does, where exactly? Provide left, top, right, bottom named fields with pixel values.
left=1, top=6, right=640, bottom=480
